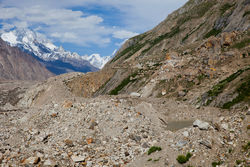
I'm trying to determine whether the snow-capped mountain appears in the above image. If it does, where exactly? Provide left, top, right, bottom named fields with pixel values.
left=82, top=54, right=111, bottom=69
left=0, top=29, right=111, bottom=74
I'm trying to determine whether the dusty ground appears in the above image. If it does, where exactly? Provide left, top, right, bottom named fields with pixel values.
left=0, top=78, right=249, bottom=167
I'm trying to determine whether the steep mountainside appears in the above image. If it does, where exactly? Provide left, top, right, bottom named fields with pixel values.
left=0, top=38, right=54, bottom=80
left=66, top=0, right=250, bottom=109
left=0, top=29, right=106, bottom=74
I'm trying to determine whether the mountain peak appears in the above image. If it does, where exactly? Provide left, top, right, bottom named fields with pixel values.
left=0, top=28, right=111, bottom=71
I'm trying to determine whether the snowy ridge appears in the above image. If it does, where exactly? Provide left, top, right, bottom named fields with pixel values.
left=0, top=28, right=110, bottom=69
left=82, top=54, right=111, bottom=69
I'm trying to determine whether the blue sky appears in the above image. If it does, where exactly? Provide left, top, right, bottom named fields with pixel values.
left=0, top=0, right=188, bottom=57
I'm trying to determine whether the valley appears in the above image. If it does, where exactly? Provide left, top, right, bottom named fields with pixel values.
left=0, top=0, right=249, bottom=166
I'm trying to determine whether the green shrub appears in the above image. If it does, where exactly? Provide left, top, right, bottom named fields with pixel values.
left=153, top=157, right=161, bottom=162
left=176, top=152, right=192, bottom=164
left=176, top=155, right=188, bottom=164
left=147, top=146, right=162, bottom=155
left=236, top=160, right=242, bottom=165
left=212, top=161, right=223, bottom=167
left=186, top=152, right=192, bottom=159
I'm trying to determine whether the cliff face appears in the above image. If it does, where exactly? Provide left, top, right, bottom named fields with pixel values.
left=0, top=39, right=54, bottom=81
left=66, top=0, right=250, bottom=109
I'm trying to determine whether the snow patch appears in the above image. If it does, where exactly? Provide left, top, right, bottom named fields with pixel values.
left=82, top=54, right=111, bottom=69
left=1, top=31, right=19, bottom=46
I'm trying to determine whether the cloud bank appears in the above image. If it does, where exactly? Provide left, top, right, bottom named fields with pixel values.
left=0, top=0, right=188, bottom=47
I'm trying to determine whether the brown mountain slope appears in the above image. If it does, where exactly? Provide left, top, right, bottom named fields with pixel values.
left=0, top=39, right=54, bottom=80
left=66, top=0, right=249, bottom=109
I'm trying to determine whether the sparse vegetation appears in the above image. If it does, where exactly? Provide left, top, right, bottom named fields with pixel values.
left=151, top=27, right=181, bottom=46
left=141, top=26, right=181, bottom=55
left=197, top=74, right=207, bottom=82
left=204, top=28, right=222, bottom=39
left=243, top=11, right=250, bottom=17
left=231, top=38, right=250, bottom=49
left=182, top=34, right=189, bottom=42
left=153, top=157, right=161, bottom=162
left=205, top=67, right=250, bottom=105
left=182, top=22, right=206, bottom=42
left=212, top=161, right=223, bottom=167
left=110, top=33, right=149, bottom=63
left=109, top=72, right=138, bottom=95
left=176, top=152, right=192, bottom=164
left=236, top=160, right=243, bottom=165
left=242, top=141, right=250, bottom=151
left=111, top=42, right=146, bottom=62
left=220, top=3, right=235, bottom=15
left=124, top=43, right=146, bottom=60
left=147, top=146, right=162, bottom=155
left=177, top=0, right=216, bottom=25
left=222, top=76, right=250, bottom=109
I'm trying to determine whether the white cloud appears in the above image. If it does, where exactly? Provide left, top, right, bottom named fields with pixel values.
left=113, top=30, right=138, bottom=39
left=0, top=0, right=188, bottom=47
left=0, top=6, right=113, bottom=46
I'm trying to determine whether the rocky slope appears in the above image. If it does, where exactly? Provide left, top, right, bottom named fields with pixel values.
left=66, top=0, right=250, bottom=110
left=0, top=78, right=249, bottom=166
left=0, top=38, right=54, bottom=80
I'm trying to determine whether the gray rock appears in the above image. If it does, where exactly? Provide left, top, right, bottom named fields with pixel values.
left=129, top=134, right=141, bottom=142
left=183, top=131, right=189, bottom=137
left=130, top=92, right=141, bottom=97
left=176, top=140, right=188, bottom=147
left=142, top=142, right=150, bottom=148
left=246, top=109, right=250, bottom=115
left=71, top=155, right=86, bottom=162
left=87, top=161, right=93, bottom=167
left=89, top=120, right=98, bottom=130
left=193, top=120, right=210, bottom=130
left=178, top=91, right=186, bottom=97
left=44, top=159, right=57, bottom=166
left=221, top=123, right=229, bottom=130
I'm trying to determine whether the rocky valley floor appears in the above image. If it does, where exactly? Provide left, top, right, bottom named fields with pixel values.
left=0, top=80, right=249, bottom=167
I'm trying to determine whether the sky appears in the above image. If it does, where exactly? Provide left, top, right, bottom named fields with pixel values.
left=0, top=0, right=188, bottom=57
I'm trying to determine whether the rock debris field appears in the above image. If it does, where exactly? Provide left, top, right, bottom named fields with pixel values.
left=0, top=80, right=249, bottom=167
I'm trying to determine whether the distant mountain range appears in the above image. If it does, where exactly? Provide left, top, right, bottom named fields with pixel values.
left=0, top=29, right=111, bottom=75
left=0, top=38, right=54, bottom=80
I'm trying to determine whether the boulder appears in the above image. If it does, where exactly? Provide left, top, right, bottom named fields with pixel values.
left=130, top=92, right=141, bottom=97
left=193, top=120, right=210, bottom=130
